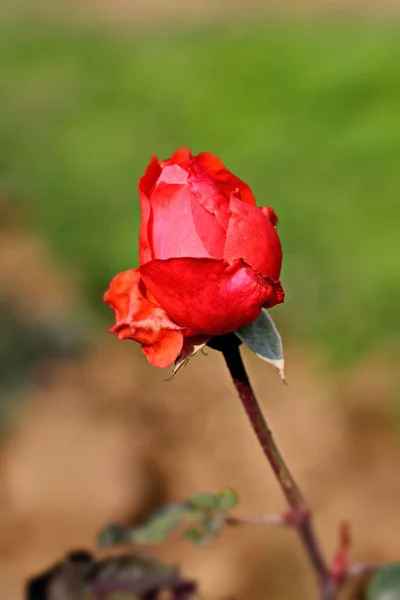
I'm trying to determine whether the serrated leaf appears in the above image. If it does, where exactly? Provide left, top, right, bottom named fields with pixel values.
left=235, top=308, right=285, bottom=382
left=172, top=335, right=210, bottom=376
left=367, top=564, right=400, bottom=600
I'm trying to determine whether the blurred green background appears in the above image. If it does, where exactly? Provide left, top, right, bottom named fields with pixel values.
left=1, top=12, right=399, bottom=365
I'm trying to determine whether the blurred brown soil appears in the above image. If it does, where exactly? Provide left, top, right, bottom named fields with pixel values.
left=0, top=199, right=399, bottom=600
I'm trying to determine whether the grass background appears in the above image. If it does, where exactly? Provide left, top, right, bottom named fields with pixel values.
left=1, top=18, right=399, bottom=365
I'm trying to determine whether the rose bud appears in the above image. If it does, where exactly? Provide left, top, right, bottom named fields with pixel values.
left=104, top=148, right=284, bottom=368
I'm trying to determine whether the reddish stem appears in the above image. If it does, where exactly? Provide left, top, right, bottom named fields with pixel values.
left=223, top=345, right=336, bottom=600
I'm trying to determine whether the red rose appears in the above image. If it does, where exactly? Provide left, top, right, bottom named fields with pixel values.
left=104, top=148, right=284, bottom=367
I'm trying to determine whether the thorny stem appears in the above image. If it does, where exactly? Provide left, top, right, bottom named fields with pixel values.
left=223, top=345, right=336, bottom=600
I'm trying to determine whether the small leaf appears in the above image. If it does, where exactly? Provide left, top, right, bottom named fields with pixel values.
left=188, top=493, right=222, bottom=511
left=218, top=489, right=239, bottom=511
left=183, top=527, right=204, bottom=545
left=127, top=506, right=196, bottom=544
left=235, top=308, right=285, bottom=382
left=367, top=564, right=400, bottom=600
left=203, top=513, right=226, bottom=535
left=99, top=491, right=240, bottom=552
left=188, top=489, right=238, bottom=512
left=183, top=514, right=227, bottom=548
left=99, top=505, right=198, bottom=548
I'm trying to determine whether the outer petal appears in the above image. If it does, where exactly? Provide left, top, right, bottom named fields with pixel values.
left=142, top=330, right=184, bottom=368
left=224, top=195, right=282, bottom=279
left=138, top=156, right=162, bottom=265
left=195, top=152, right=256, bottom=206
left=140, top=258, right=283, bottom=336
left=104, top=269, right=183, bottom=368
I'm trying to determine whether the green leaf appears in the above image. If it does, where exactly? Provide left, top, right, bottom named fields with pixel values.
left=367, top=564, right=400, bottom=600
left=188, top=493, right=222, bottom=511
left=183, top=515, right=227, bottom=548
left=235, top=308, right=286, bottom=382
left=98, top=506, right=196, bottom=548
left=188, top=489, right=239, bottom=512
left=99, top=489, right=240, bottom=551
left=129, top=506, right=196, bottom=544
left=218, top=488, right=239, bottom=511
left=203, top=513, right=227, bottom=535
left=183, top=526, right=204, bottom=545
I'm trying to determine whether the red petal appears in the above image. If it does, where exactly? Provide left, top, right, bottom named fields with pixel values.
left=104, top=269, right=184, bottom=368
left=155, top=163, right=188, bottom=186
left=142, top=330, right=185, bottom=368
left=195, top=152, right=256, bottom=206
left=161, top=147, right=192, bottom=170
left=224, top=195, right=282, bottom=279
left=187, top=158, right=230, bottom=258
left=138, top=156, right=161, bottom=264
left=189, top=158, right=230, bottom=231
left=140, top=258, right=283, bottom=336
left=189, top=196, right=226, bottom=258
left=260, top=206, right=278, bottom=227
left=149, top=181, right=212, bottom=260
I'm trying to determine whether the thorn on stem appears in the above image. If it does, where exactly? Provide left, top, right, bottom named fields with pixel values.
left=330, top=521, right=352, bottom=587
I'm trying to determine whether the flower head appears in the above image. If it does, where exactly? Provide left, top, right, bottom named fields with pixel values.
left=104, top=148, right=284, bottom=367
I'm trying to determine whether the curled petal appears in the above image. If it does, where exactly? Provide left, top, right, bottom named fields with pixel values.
left=140, top=258, right=284, bottom=336
left=142, top=330, right=184, bottom=368
left=160, top=146, right=192, bottom=170
left=196, top=152, right=256, bottom=206
left=138, top=156, right=161, bottom=264
left=224, top=195, right=282, bottom=279
left=260, top=206, right=278, bottom=227
left=104, top=269, right=183, bottom=368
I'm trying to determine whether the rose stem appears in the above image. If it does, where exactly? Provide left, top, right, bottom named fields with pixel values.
left=222, top=344, right=336, bottom=600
